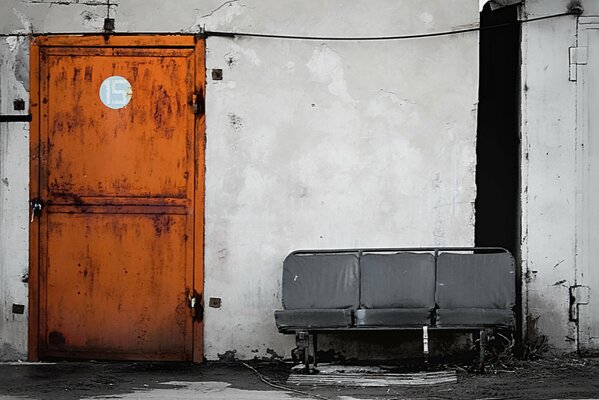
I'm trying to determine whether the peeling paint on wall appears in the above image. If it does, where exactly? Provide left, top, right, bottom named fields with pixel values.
left=11, top=9, right=33, bottom=34
left=307, top=44, right=356, bottom=104
left=80, top=10, right=104, bottom=30
left=14, top=38, right=29, bottom=91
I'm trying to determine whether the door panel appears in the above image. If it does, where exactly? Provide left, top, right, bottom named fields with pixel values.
left=45, top=48, right=193, bottom=200
left=31, top=36, right=204, bottom=361
left=44, top=213, right=191, bottom=359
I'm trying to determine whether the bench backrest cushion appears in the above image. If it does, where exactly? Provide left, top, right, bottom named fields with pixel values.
left=436, top=252, right=515, bottom=309
left=282, top=253, right=359, bottom=310
left=360, top=253, right=436, bottom=309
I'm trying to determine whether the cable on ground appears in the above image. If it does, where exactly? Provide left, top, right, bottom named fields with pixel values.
left=242, top=362, right=331, bottom=400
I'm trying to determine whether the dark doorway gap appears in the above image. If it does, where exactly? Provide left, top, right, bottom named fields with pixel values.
left=475, top=3, right=521, bottom=336
left=475, top=3, right=520, bottom=256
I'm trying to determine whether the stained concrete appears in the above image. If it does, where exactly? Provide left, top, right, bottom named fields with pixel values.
left=519, top=0, right=590, bottom=352
left=0, top=1, right=479, bottom=361
left=202, top=20, right=478, bottom=360
left=0, top=37, right=30, bottom=361
left=81, top=381, right=316, bottom=400
left=0, top=0, right=597, bottom=363
left=1, top=357, right=599, bottom=400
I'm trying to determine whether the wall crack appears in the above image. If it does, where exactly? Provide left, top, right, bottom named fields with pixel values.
left=199, top=0, right=240, bottom=19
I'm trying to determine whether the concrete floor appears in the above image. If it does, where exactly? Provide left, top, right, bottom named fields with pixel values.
left=0, top=356, right=598, bottom=400
left=78, top=381, right=315, bottom=400
left=0, top=361, right=319, bottom=400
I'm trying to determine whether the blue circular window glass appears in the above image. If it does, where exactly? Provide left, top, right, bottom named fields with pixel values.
left=99, top=76, right=132, bottom=109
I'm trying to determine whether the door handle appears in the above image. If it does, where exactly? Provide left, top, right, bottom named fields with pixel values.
left=30, top=199, right=43, bottom=222
left=188, top=291, right=204, bottom=322
left=191, top=89, right=204, bottom=115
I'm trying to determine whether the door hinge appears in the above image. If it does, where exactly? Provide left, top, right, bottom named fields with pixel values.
left=569, top=46, right=588, bottom=81
left=569, top=285, right=590, bottom=321
left=188, top=290, right=204, bottom=322
left=191, top=89, right=205, bottom=115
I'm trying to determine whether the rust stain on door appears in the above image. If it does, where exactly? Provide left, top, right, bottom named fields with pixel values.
left=30, top=36, right=205, bottom=361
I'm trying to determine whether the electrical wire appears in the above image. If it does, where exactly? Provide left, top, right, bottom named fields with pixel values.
left=0, top=10, right=577, bottom=39
left=241, top=362, right=332, bottom=400
left=204, top=11, right=574, bottom=41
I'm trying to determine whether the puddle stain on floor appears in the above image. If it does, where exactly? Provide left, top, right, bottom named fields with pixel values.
left=82, top=381, right=317, bottom=400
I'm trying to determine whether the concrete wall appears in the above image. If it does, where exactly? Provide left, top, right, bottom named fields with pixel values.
left=0, top=37, right=30, bottom=360
left=520, top=0, right=599, bottom=352
left=0, top=0, right=479, bottom=360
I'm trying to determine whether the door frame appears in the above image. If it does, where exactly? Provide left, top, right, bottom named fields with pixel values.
left=28, top=35, right=206, bottom=362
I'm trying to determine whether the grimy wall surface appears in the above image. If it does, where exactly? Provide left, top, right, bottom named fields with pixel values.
left=0, top=0, right=479, bottom=360
left=520, top=0, right=599, bottom=353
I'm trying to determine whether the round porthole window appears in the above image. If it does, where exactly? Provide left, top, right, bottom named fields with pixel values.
left=99, top=76, right=132, bottom=109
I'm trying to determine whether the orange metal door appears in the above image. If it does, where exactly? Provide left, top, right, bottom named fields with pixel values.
left=30, top=36, right=205, bottom=361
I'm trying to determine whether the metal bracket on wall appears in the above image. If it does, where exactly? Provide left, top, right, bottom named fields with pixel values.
left=569, top=285, right=590, bottom=321
left=569, top=46, right=588, bottom=81
left=0, top=114, right=32, bottom=122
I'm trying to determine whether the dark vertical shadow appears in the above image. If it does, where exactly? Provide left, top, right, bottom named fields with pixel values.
left=475, top=3, right=521, bottom=336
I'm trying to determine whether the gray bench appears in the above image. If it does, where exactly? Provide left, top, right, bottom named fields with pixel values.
left=274, top=247, right=515, bottom=370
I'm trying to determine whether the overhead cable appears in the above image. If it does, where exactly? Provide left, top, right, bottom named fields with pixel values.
left=204, top=11, right=574, bottom=41
left=0, top=11, right=576, bottom=39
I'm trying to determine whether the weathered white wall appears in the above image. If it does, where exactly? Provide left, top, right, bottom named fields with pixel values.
left=520, top=0, right=599, bottom=352
left=203, top=34, right=479, bottom=359
left=0, top=37, right=29, bottom=360
left=0, top=0, right=479, bottom=360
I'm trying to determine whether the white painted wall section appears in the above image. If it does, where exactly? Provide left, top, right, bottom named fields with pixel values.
left=519, top=0, right=594, bottom=351
left=0, top=0, right=479, bottom=360
left=0, top=37, right=30, bottom=360
left=200, top=3, right=479, bottom=359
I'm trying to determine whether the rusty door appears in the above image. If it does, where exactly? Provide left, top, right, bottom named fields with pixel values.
left=30, top=36, right=205, bottom=361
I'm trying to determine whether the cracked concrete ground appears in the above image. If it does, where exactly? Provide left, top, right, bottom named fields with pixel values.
left=0, top=355, right=598, bottom=400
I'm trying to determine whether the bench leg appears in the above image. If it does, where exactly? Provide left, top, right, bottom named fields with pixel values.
left=313, top=333, right=318, bottom=368
left=422, top=326, right=430, bottom=363
left=478, top=328, right=489, bottom=372
left=304, top=340, right=310, bottom=373
left=295, top=331, right=310, bottom=373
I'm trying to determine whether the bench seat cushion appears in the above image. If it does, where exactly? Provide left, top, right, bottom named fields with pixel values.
left=360, top=253, right=436, bottom=309
left=436, top=252, right=515, bottom=309
left=355, top=308, right=432, bottom=327
left=275, top=309, right=353, bottom=331
left=436, top=308, right=515, bottom=327
left=282, top=253, right=359, bottom=310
